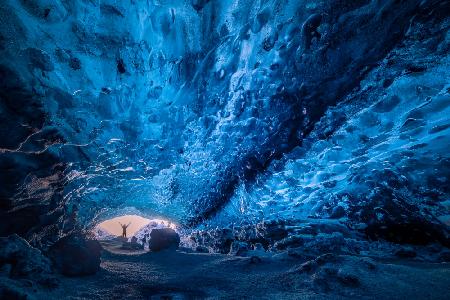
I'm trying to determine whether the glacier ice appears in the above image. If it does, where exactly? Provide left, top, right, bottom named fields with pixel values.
left=0, top=0, right=449, bottom=248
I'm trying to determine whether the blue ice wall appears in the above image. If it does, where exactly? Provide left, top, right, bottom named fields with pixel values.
left=0, top=0, right=449, bottom=242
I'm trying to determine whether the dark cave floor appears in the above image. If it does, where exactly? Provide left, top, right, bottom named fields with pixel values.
left=34, top=240, right=450, bottom=300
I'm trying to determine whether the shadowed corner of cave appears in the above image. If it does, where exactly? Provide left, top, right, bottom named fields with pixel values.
left=1, top=0, right=450, bottom=299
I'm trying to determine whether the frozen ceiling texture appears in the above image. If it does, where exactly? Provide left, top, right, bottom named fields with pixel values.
left=0, top=0, right=449, bottom=246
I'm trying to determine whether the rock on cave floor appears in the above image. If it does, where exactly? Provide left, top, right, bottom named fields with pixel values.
left=35, top=240, right=450, bottom=300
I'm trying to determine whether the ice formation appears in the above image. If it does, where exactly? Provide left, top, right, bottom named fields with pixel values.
left=0, top=0, right=449, bottom=249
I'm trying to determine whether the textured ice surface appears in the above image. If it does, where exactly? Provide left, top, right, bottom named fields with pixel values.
left=0, top=0, right=449, bottom=244
left=211, top=59, right=450, bottom=225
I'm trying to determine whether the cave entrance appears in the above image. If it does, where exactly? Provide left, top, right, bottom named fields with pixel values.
left=93, top=215, right=178, bottom=251
left=95, top=215, right=152, bottom=239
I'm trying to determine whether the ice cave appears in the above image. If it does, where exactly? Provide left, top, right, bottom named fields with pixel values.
left=0, top=0, right=449, bottom=299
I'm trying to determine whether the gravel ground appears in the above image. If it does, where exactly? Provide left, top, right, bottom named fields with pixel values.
left=32, top=239, right=450, bottom=300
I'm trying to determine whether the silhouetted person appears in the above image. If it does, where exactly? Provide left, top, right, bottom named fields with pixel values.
left=119, top=222, right=131, bottom=238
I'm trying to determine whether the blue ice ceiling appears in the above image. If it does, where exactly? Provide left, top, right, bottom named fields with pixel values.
left=0, top=0, right=449, bottom=237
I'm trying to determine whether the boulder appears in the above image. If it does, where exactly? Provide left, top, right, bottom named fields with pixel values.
left=0, top=234, right=55, bottom=286
left=48, top=234, right=102, bottom=276
left=148, top=228, right=180, bottom=251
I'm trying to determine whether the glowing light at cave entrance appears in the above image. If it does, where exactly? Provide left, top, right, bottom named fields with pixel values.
left=96, top=215, right=176, bottom=237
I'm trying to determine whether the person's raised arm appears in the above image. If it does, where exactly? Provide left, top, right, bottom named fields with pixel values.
left=126, top=222, right=131, bottom=228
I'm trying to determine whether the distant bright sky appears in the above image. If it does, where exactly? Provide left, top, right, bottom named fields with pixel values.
left=98, top=215, right=151, bottom=236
